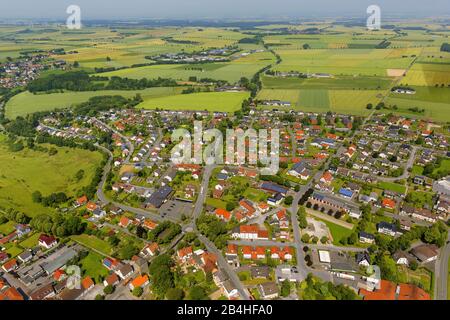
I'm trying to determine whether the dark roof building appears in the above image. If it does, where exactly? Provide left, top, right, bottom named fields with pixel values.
left=144, top=186, right=173, bottom=208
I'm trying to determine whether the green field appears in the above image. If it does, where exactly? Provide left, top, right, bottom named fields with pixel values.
left=18, top=232, right=41, bottom=248
left=0, top=220, right=16, bottom=235
left=137, top=91, right=249, bottom=112
left=0, top=135, right=103, bottom=216
left=258, top=87, right=379, bottom=115
left=311, top=217, right=354, bottom=245
left=70, top=234, right=113, bottom=256
left=80, top=251, right=109, bottom=283
left=6, top=87, right=183, bottom=119
left=377, top=181, right=407, bottom=194
left=99, top=50, right=275, bottom=83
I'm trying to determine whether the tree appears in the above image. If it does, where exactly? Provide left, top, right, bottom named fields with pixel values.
left=95, top=294, right=105, bottom=300
left=366, top=103, right=373, bottom=110
left=281, top=280, right=290, bottom=297
left=103, top=285, right=114, bottom=295
left=132, top=287, right=143, bottom=297
left=188, top=286, right=208, bottom=300
left=284, top=196, right=293, bottom=205
left=32, top=191, right=42, bottom=203
left=301, top=233, right=310, bottom=243
left=119, top=243, right=139, bottom=260
left=149, top=254, right=175, bottom=298
left=166, top=287, right=184, bottom=300
left=409, top=260, right=418, bottom=271
left=298, top=207, right=308, bottom=229
left=320, top=236, right=328, bottom=244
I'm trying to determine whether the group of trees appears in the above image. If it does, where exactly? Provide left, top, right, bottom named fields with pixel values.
left=32, top=191, right=68, bottom=207
left=440, top=43, right=450, bottom=53
left=0, top=207, right=31, bottom=225
left=30, top=213, right=85, bottom=237
left=27, top=71, right=178, bottom=92
left=149, top=254, right=176, bottom=298
left=196, top=214, right=229, bottom=249
left=74, top=95, right=134, bottom=116
left=422, top=156, right=449, bottom=180
left=300, top=273, right=359, bottom=300
left=147, top=221, right=182, bottom=244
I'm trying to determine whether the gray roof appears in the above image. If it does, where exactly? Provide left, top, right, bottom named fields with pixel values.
left=40, top=247, right=78, bottom=275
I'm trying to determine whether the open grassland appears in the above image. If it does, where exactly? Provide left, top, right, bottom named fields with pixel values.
left=271, top=48, right=418, bottom=77
left=6, top=87, right=183, bottom=119
left=137, top=91, right=249, bottom=112
left=401, top=62, right=450, bottom=86
left=258, top=88, right=381, bottom=116
left=99, top=50, right=275, bottom=83
left=0, top=135, right=103, bottom=217
left=261, top=74, right=392, bottom=90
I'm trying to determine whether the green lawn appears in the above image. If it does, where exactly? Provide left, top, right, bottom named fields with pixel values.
left=0, top=221, right=16, bottom=235
left=397, top=266, right=433, bottom=294
left=412, top=165, right=424, bottom=175
left=312, top=217, right=354, bottom=245
left=0, top=135, right=103, bottom=217
left=79, top=251, right=109, bottom=283
left=70, top=234, right=113, bottom=256
left=5, top=245, right=23, bottom=257
left=19, top=232, right=41, bottom=248
left=205, top=198, right=228, bottom=210
left=137, top=91, right=249, bottom=112
left=377, top=181, right=407, bottom=194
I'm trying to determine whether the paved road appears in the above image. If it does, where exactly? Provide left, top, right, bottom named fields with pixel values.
left=198, top=234, right=250, bottom=300
left=435, top=233, right=450, bottom=300
left=190, top=164, right=216, bottom=230
left=377, top=145, right=418, bottom=182
left=95, top=144, right=175, bottom=223
left=286, top=140, right=350, bottom=284
left=92, top=117, right=134, bottom=163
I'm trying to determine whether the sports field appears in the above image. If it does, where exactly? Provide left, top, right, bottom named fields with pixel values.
left=0, top=135, right=103, bottom=217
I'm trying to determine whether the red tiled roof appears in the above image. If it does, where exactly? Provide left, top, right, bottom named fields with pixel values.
left=81, top=276, right=94, bottom=290
left=131, top=275, right=149, bottom=288
left=360, top=280, right=396, bottom=300
left=398, top=284, right=430, bottom=300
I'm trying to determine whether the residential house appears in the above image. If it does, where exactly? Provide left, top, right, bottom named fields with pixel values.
left=38, top=234, right=57, bottom=250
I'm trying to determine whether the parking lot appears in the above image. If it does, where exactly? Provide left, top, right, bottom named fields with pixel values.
left=158, top=200, right=193, bottom=221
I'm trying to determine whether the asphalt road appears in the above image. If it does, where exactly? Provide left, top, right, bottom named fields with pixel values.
left=199, top=234, right=250, bottom=300
left=435, top=233, right=450, bottom=300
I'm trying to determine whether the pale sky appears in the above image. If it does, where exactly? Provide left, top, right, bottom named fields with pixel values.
left=1, top=0, right=449, bottom=20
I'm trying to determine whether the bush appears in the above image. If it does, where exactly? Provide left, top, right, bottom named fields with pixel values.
left=132, top=287, right=144, bottom=297
left=166, top=288, right=185, bottom=300
left=103, top=285, right=114, bottom=295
